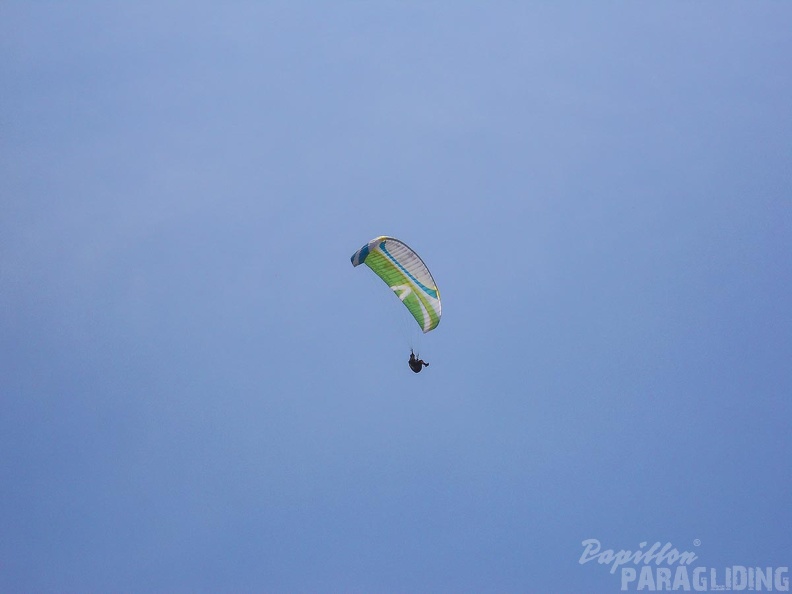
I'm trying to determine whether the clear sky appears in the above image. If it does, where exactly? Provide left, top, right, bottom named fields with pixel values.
left=2, top=3, right=791, bottom=593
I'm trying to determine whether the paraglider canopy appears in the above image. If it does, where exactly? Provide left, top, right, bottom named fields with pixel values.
left=351, top=236, right=441, bottom=333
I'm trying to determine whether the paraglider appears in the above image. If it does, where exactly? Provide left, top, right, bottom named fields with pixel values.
left=351, top=236, right=441, bottom=372
left=408, top=350, right=429, bottom=373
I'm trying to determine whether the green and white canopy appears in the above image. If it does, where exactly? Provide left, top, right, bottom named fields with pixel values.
left=351, top=236, right=441, bottom=333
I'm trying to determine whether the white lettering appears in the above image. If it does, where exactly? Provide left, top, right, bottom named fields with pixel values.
left=757, top=567, right=772, bottom=590
left=579, top=540, right=697, bottom=575
left=643, top=542, right=663, bottom=565
left=579, top=539, right=601, bottom=564
left=579, top=539, right=785, bottom=592
left=622, top=568, right=637, bottom=591
left=776, top=567, right=790, bottom=591
left=711, top=568, right=723, bottom=590
left=693, top=567, right=707, bottom=592
left=600, top=549, right=616, bottom=567
left=673, top=566, right=691, bottom=591
left=613, top=549, right=635, bottom=573
left=733, top=566, right=747, bottom=591
left=655, top=543, right=670, bottom=565
left=678, top=550, right=698, bottom=566
left=656, top=567, right=672, bottom=590
left=638, top=566, right=656, bottom=590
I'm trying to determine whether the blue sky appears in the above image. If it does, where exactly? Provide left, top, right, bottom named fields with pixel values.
left=2, top=3, right=791, bottom=592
